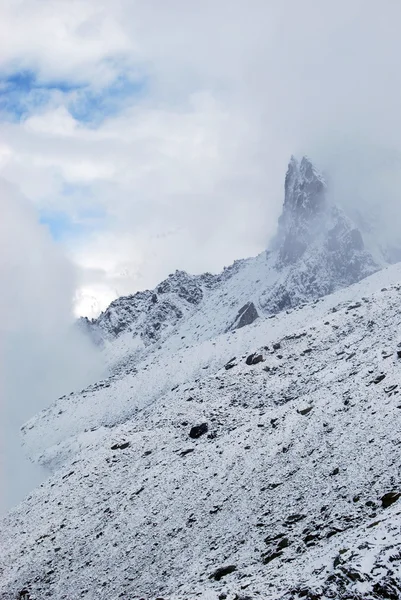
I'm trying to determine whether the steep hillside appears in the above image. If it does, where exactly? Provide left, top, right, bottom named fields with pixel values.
left=2, top=264, right=401, bottom=599
left=1, top=156, right=400, bottom=600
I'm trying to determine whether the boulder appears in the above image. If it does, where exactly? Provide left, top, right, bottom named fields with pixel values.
left=209, top=565, right=237, bottom=581
left=381, top=492, right=401, bottom=508
left=231, top=302, right=259, bottom=330
left=189, top=423, right=208, bottom=439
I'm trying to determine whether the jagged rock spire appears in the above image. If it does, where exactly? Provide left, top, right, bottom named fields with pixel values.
left=282, top=155, right=327, bottom=226
left=274, top=156, right=328, bottom=265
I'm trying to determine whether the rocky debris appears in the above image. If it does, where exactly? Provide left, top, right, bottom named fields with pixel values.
left=372, top=576, right=401, bottom=599
left=373, top=373, right=386, bottom=384
left=225, top=357, right=237, bottom=370
left=189, top=423, right=208, bottom=439
left=262, top=550, right=283, bottom=564
left=298, top=406, right=313, bottom=416
left=246, top=353, right=264, bottom=366
left=273, top=342, right=281, bottom=350
left=285, top=514, right=306, bottom=525
left=110, top=441, right=130, bottom=450
left=180, top=448, right=195, bottom=457
left=381, top=492, right=401, bottom=508
left=209, top=565, right=237, bottom=581
left=230, top=302, right=259, bottom=330
left=348, top=302, right=362, bottom=310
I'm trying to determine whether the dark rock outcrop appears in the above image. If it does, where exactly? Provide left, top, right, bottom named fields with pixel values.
left=230, top=301, right=259, bottom=330
left=189, top=423, right=208, bottom=439
left=381, top=492, right=401, bottom=508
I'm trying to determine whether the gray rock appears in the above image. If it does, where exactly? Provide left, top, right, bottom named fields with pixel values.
left=230, top=301, right=259, bottom=330
left=189, top=423, right=208, bottom=439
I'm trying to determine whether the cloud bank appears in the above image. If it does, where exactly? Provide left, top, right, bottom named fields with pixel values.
left=0, top=0, right=401, bottom=318
left=0, top=179, right=102, bottom=512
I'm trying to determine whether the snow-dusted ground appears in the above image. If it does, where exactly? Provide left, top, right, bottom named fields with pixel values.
left=2, top=263, right=401, bottom=599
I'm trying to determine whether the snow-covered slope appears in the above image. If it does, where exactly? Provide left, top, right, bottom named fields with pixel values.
left=2, top=263, right=401, bottom=600
left=2, top=156, right=401, bottom=600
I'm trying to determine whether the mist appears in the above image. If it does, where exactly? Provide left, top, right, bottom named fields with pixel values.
left=0, top=179, right=103, bottom=513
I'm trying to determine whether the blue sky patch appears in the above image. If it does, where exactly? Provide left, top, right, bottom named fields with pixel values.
left=0, top=69, right=82, bottom=121
left=0, top=67, right=147, bottom=124
left=69, top=74, right=147, bottom=125
left=40, top=204, right=107, bottom=242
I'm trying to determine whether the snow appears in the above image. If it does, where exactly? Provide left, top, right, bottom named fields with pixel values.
left=2, top=157, right=401, bottom=600
left=2, top=262, right=401, bottom=599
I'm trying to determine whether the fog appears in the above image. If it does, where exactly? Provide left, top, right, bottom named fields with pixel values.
left=0, top=179, right=103, bottom=513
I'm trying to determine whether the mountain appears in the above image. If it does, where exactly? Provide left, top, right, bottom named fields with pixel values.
left=1, top=157, right=401, bottom=600
left=80, top=156, right=379, bottom=357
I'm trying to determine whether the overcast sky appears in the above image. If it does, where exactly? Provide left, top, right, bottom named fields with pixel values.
left=1, top=0, right=401, bottom=317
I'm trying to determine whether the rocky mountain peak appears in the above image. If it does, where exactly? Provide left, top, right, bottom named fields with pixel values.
left=275, top=156, right=328, bottom=264
left=79, top=155, right=380, bottom=352
left=283, top=155, right=327, bottom=221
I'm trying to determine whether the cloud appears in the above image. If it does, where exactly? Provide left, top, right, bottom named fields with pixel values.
left=0, top=179, right=102, bottom=512
left=1, top=0, right=401, bottom=316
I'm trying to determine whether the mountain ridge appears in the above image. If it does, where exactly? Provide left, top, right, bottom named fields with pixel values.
left=80, top=156, right=380, bottom=354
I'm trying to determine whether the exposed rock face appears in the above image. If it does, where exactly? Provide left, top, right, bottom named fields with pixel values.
left=276, top=156, right=328, bottom=265
left=260, top=156, right=378, bottom=313
left=80, top=270, right=216, bottom=345
left=229, top=301, right=259, bottom=330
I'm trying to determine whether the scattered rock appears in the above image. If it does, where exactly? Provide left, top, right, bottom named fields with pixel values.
left=273, top=342, right=281, bottom=350
left=252, top=354, right=264, bottom=365
left=373, top=374, right=386, bottom=384
left=210, top=565, right=237, bottom=581
left=285, top=514, right=306, bottom=524
left=225, top=357, right=237, bottom=370
left=180, top=448, right=195, bottom=457
left=298, top=406, right=313, bottom=416
left=262, top=550, right=282, bottom=564
left=110, top=442, right=130, bottom=451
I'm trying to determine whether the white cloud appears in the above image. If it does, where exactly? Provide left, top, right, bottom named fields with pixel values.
left=0, top=179, right=102, bottom=511
left=0, top=0, right=132, bottom=85
left=1, top=0, right=401, bottom=317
